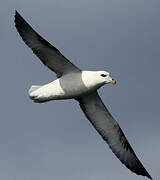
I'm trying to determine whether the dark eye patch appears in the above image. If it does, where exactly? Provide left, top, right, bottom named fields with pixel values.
left=101, top=74, right=107, bottom=77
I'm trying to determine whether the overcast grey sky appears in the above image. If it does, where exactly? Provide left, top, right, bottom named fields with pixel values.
left=0, top=0, right=159, bottom=179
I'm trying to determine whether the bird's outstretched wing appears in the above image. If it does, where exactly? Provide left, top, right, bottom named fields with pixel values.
left=78, top=91, right=152, bottom=179
left=14, top=11, right=80, bottom=78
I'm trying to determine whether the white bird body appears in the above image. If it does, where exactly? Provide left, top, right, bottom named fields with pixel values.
left=29, top=71, right=112, bottom=102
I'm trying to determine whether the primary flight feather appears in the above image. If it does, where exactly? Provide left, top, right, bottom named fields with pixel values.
left=14, top=11, right=152, bottom=179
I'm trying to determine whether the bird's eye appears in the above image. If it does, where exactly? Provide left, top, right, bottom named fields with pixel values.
left=101, top=74, right=107, bottom=77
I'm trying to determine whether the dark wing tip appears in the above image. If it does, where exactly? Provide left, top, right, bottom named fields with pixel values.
left=14, top=10, right=27, bottom=34
left=14, top=10, right=21, bottom=26
left=14, top=10, right=59, bottom=52
left=15, top=10, right=23, bottom=21
left=137, top=165, right=152, bottom=180
left=144, top=170, right=152, bottom=180
left=14, top=10, right=25, bottom=39
left=109, top=140, right=153, bottom=179
left=15, top=10, right=19, bottom=16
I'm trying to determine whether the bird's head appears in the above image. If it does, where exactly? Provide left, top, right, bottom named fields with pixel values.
left=81, top=71, right=116, bottom=90
left=98, top=71, right=116, bottom=85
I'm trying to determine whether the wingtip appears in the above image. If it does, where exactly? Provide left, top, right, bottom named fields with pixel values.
left=14, top=10, right=25, bottom=32
left=14, top=10, right=20, bottom=20
left=138, top=165, right=152, bottom=180
left=143, top=169, right=152, bottom=180
left=14, top=10, right=18, bottom=18
left=14, top=10, right=19, bottom=24
left=147, top=174, right=153, bottom=180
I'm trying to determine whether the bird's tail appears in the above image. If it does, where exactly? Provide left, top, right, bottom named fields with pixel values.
left=29, top=85, right=42, bottom=94
left=28, top=85, right=48, bottom=103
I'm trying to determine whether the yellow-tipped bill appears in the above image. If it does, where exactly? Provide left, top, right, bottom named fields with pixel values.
left=111, top=79, right=116, bottom=85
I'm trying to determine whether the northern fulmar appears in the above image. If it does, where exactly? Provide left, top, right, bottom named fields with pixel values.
left=14, top=11, right=152, bottom=179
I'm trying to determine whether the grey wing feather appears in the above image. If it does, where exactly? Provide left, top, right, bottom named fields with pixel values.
left=14, top=11, right=80, bottom=77
left=78, top=91, right=152, bottom=179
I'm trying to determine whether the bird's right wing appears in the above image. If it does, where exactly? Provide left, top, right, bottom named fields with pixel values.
left=14, top=11, right=81, bottom=78
left=78, top=91, right=152, bottom=179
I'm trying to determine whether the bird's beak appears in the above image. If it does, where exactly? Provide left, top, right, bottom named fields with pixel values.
left=110, top=79, right=116, bottom=85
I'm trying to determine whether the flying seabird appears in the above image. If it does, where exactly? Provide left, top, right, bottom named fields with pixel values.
left=14, top=11, right=152, bottom=179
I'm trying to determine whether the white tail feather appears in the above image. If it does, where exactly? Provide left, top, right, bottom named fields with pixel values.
left=29, top=85, right=42, bottom=94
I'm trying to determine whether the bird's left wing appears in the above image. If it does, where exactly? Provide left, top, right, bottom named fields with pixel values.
left=77, top=91, right=152, bottom=179
left=14, top=11, right=80, bottom=78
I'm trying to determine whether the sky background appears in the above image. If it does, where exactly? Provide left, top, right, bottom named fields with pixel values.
left=0, top=0, right=160, bottom=180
